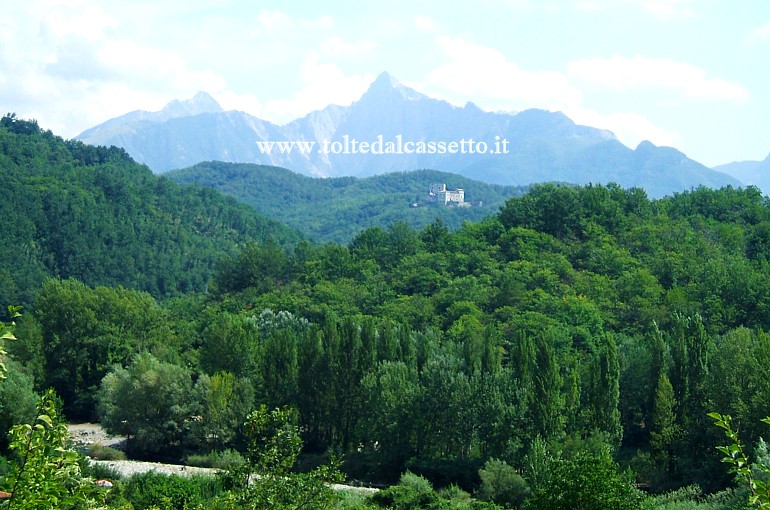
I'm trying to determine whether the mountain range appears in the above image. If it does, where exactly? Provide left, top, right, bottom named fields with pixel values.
left=78, top=71, right=741, bottom=198
left=714, top=153, right=770, bottom=196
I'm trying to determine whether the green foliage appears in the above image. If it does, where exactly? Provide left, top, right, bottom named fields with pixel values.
left=167, top=162, right=528, bottom=244
left=242, top=405, right=302, bottom=477
left=585, top=333, right=622, bottom=445
left=371, top=471, right=439, bottom=509
left=370, top=471, right=502, bottom=510
left=35, top=278, right=179, bottom=420
left=1, top=389, right=105, bottom=509
left=123, top=471, right=225, bottom=510
left=709, top=412, right=770, bottom=508
left=199, top=313, right=259, bottom=377
left=190, top=371, right=255, bottom=451
left=0, top=361, right=38, bottom=452
left=0, top=116, right=301, bottom=308
left=522, top=436, right=551, bottom=493
left=525, top=447, right=644, bottom=510
left=11, top=169, right=770, bottom=504
left=644, top=485, right=750, bottom=510
left=4, top=314, right=45, bottom=389
left=184, top=449, right=245, bottom=470
left=650, top=373, right=679, bottom=472
left=226, top=405, right=344, bottom=510
left=84, top=445, right=126, bottom=461
left=98, top=352, right=195, bottom=456
left=0, top=306, right=21, bottom=381
left=476, top=459, right=529, bottom=508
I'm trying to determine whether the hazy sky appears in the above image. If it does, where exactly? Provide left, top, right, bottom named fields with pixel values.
left=2, top=0, right=768, bottom=166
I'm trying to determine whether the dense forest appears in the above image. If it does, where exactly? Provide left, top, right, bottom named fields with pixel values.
left=166, top=161, right=528, bottom=243
left=2, top=116, right=770, bottom=508
left=0, top=115, right=301, bottom=308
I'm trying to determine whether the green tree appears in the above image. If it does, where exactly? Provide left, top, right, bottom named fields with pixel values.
left=0, top=359, right=38, bottom=452
left=357, top=361, right=421, bottom=476
left=199, top=312, right=260, bottom=378
left=525, top=447, right=643, bottom=510
left=533, top=334, right=563, bottom=440
left=4, top=314, right=45, bottom=390
left=583, top=334, right=622, bottom=446
left=190, top=371, right=255, bottom=451
left=523, top=435, right=551, bottom=492
left=227, top=405, right=342, bottom=509
left=35, top=278, right=173, bottom=420
left=416, top=354, right=474, bottom=458
left=1, top=390, right=104, bottom=508
left=476, top=458, right=530, bottom=508
left=98, top=352, right=194, bottom=455
left=649, top=372, right=678, bottom=474
left=214, top=241, right=294, bottom=295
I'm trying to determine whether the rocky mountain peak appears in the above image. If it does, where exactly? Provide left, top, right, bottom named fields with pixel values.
left=160, top=91, right=223, bottom=118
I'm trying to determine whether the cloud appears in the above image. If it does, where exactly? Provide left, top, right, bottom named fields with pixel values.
left=574, top=1, right=602, bottom=11
left=424, top=36, right=582, bottom=111
left=571, top=0, right=694, bottom=18
left=319, top=35, right=379, bottom=58
left=261, top=55, right=373, bottom=123
left=419, top=37, right=688, bottom=154
left=748, top=19, right=770, bottom=42
left=255, top=10, right=332, bottom=31
left=0, top=2, right=349, bottom=135
left=566, top=107, right=682, bottom=150
left=568, top=54, right=749, bottom=102
left=0, top=2, right=214, bottom=132
left=216, top=90, right=264, bottom=117
left=257, top=10, right=292, bottom=30
left=635, top=0, right=694, bottom=19
left=414, top=15, right=437, bottom=32
left=38, top=1, right=117, bottom=42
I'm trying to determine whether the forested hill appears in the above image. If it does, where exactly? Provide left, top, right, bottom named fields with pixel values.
left=166, top=161, right=529, bottom=243
left=0, top=115, right=302, bottom=307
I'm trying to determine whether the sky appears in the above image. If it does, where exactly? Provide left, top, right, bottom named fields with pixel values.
left=1, top=0, right=768, bottom=167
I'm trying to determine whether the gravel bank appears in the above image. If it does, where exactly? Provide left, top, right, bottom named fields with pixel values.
left=70, top=424, right=378, bottom=494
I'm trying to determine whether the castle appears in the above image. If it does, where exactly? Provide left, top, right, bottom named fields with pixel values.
left=428, top=183, right=465, bottom=205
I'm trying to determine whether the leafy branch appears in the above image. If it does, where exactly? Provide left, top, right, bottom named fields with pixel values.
left=709, top=412, right=770, bottom=508
left=0, top=305, right=22, bottom=380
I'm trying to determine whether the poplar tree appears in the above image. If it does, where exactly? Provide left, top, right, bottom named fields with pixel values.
left=533, top=334, right=563, bottom=440
left=650, top=372, right=678, bottom=474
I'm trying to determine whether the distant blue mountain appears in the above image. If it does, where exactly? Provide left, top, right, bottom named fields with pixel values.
left=77, top=72, right=740, bottom=198
left=714, top=153, right=770, bottom=196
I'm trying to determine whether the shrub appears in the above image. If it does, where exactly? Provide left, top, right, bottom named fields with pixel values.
left=86, top=444, right=126, bottom=461
left=405, top=456, right=484, bottom=491
left=526, top=448, right=644, bottom=510
left=0, top=359, right=38, bottom=451
left=123, top=471, right=224, bottom=510
left=98, top=352, right=194, bottom=456
left=370, top=471, right=439, bottom=509
left=476, top=459, right=529, bottom=508
left=185, top=449, right=244, bottom=470
left=80, top=459, right=123, bottom=482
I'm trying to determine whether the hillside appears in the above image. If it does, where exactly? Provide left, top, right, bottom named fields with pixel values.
left=714, top=152, right=770, bottom=196
left=0, top=115, right=301, bottom=307
left=76, top=73, right=740, bottom=198
left=4, top=171, right=770, bottom=505
left=166, top=162, right=528, bottom=243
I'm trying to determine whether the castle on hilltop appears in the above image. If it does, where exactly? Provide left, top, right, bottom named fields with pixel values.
left=428, top=183, right=465, bottom=205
